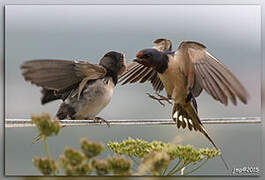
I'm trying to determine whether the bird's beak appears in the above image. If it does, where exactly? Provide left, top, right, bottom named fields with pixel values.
left=135, top=51, right=148, bottom=64
left=133, top=58, right=144, bottom=63
left=133, top=58, right=151, bottom=67
left=136, top=51, right=144, bottom=59
left=118, top=53, right=127, bottom=76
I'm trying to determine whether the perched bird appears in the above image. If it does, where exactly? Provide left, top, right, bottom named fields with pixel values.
left=21, top=51, right=126, bottom=124
left=119, top=38, right=249, bottom=169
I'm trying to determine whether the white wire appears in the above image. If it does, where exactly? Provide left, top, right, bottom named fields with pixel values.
left=4, top=117, right=261, bottom=128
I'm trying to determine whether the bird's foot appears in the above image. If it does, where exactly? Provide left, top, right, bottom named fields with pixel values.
left=94, top=117, right=110, bottom=127
left=146, top=92, right=172, bottom=106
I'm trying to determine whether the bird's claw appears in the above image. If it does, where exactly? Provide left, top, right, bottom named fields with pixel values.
left=155, top=92, right=172, bottom=104
left=94, top=117, right=110, bottom=127
left=146, top=93, right=165, bottom=106
left=146, top=93, right=172, bottom=107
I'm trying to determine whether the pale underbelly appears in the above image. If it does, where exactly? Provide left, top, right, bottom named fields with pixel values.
left=75, top=93, right=112, bottom=119
left=158, top=70, right=188, bottom=103
left=69, top=78, right=114, bottom=119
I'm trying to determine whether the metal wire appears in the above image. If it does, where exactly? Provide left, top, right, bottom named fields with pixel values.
left=4, top=117, right=261, bottom=128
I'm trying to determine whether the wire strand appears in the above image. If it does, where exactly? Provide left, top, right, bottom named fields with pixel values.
left=4, top=117, right=261, bottom=128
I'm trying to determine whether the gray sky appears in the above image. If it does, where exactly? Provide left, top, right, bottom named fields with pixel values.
left=5, top=5, right=260, bottom=119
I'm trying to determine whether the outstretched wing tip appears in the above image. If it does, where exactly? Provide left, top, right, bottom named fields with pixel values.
left=153, top=38, right=172, bottom=51
left=181, top=43, right=249, bottom=107
left=153, top=38, right=169, bottom=43
left=179, top=41, right=207, bottom=49
left=241, top=92, right=250, bottom=104
left=20, top=59, right=106, bottom=91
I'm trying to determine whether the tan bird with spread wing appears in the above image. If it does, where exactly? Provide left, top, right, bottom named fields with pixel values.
left=119, top=39, right=249, bottom=169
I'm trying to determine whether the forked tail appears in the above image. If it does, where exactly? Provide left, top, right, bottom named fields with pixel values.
left=172, top=102, right=229, bottom=170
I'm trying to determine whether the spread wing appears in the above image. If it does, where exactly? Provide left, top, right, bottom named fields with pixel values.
left=178, top=41, right=249, bottom=105
left=21, top=59, right=107, bottom=92
left=153, top=38, right=172, bottom=51
left=119, top=38, right=172, bottom=92
left=119, top=61, right=164, bottom=92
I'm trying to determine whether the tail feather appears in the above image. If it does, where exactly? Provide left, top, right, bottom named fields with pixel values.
left=172, top=102, right=229, bottom=170
left=41, top=87, right=75, bottom=105
left=41, top=88, right=61, bottom=104
left=56, top=103, right=76, bottom=120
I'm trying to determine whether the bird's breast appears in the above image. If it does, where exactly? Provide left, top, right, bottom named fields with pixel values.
left=158, top=55, right=188, bottom=103
left=70, top=77, right=115, bottom=119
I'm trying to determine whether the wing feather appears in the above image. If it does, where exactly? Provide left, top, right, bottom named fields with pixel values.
left=204, top=52, right=248, bottom=104
left=129, top=67, right=150, bottom=83
left=122, top=65, right=147, bottom=84
left=197, top=62, right=220, bottom=101
left=120, top=65, right=146, bottom=84
left=205, top=62, right=237, bottom=105
left=153, top=38, right=172, bottom=51
left=200, top=63, right=228, bottom=105
left=21, top=59, right=106, bottom=91
left=119, top=61, right=164, bottom=92
left=139, top=69, right=154, bottom=83
left=178, top=41, right=249, bottom=105
left=119, top=62, right=143, bottom=83
left=119, top=38, right=172, bottom=92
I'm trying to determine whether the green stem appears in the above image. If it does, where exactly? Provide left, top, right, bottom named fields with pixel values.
left=43, top=136, right=51, bottom=160
left=162, top=161, right=170, bottom=175
left=43, top=136, right=55, bottom=175
left=162, top=160, right=174, bottom=175
left=183, top=158, right=209, bottom=175
left=168, top=161, right=190, bottom=176
left=162, top=168, right=167, bottom=175
left=167, top=158, right=181, bottom=175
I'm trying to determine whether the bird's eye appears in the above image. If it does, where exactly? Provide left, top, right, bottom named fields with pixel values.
left=143, top=54, right=150, bottom=58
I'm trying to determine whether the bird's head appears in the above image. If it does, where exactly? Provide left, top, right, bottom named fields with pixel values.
left=134, top=48, right=168, bottom=73
left=99, top=51, right=127, bottom=76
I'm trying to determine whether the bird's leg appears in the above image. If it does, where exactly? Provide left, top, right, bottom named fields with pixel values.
left=84, top=117, right=110, bottom=127
left=94, top=117, right=110, bottom=128
left=146, top=92, right=172, bottom=106
left=146, top=93, right=165, bottom=106
left=156, top=93, right=172, bottom=104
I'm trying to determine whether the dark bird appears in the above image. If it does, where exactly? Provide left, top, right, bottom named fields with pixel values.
left=119, top=38, right=249, bottom=169
left=21, top=51, right=127, bottom=125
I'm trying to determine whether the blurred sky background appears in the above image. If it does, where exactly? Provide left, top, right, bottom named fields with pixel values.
left=4, top=4, right=262, bottom=176
left=5, top=5, right=260, bottom=119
